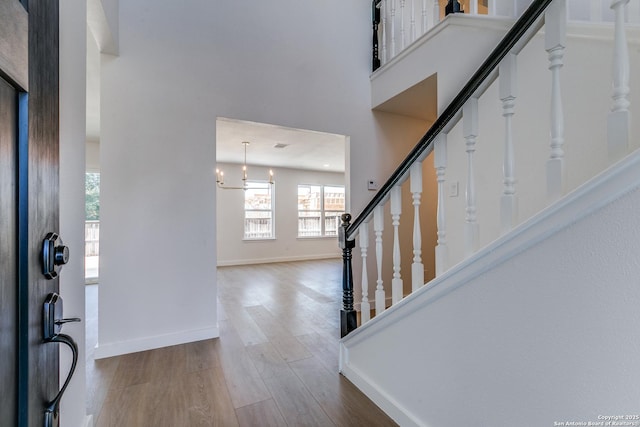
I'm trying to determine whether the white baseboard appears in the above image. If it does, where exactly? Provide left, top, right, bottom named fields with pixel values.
left=217, top=253, right=339, bottom=267
left=93, top=325, right=219, bottom=359
left=339, top=350, right=425, bottom=427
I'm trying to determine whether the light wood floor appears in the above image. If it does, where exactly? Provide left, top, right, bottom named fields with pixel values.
left=86, top=259, right=397, bottom=426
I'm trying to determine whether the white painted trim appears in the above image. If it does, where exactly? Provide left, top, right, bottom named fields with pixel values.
left=216, top=253, right=340, bottom=267
left=94, top=325, right=219, bottom=359
left=338, top=341, right=348, bottom=372
left=341, top=148, right=640, bottom=417
left=83, top=415, right=94, bottom=427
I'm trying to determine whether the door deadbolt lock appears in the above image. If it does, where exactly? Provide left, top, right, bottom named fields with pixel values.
left=42, top=232, right=69, bottom=280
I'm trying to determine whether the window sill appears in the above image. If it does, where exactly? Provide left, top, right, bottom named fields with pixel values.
left=243, top=237, right=277, bottom=242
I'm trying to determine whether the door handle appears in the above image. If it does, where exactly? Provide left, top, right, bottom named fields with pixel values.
left=42, top=293, right=81, bottom=427
left=42, top=232, right=69, bottom=279
left=43, top=293, right=81, bottom=340
left=43, top=333, right=78, bottom=427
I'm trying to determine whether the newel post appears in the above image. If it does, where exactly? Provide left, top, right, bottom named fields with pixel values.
left=339, top=213, right=357, bottom=338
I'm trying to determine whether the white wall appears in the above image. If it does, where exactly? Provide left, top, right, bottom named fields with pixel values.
left=98, top=0, right=424, bottom=357
left=341, top=148, right=640, bottom=427
left=216, top=164, right=343, bottom=266
left=59, top=1, right=88, bottom=425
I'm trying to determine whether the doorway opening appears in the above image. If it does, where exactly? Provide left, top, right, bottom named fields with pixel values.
left=215, top=117, right=350, bottom=267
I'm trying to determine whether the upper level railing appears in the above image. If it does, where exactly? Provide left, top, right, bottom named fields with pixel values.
left=341, top=0, right=636, bottom=337
left=372, top=0, right=639, bottom=72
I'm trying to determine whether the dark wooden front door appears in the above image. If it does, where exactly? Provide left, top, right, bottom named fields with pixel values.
left=0, top=0, right=61, bottom=426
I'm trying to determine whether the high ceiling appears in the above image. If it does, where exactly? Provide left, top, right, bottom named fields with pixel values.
left=216, top=117, right=346, bottom=173
left=86, top=30, right=346, bottom=175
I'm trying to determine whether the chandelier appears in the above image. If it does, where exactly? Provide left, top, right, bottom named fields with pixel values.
left=216, top=141, right=274, bottom=190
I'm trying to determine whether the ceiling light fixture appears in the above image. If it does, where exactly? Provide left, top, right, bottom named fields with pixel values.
left=216, top=141, right=274, bottom=190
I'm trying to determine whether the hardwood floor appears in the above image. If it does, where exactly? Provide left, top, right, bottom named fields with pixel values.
left=86, top=259, right=397, bottom=426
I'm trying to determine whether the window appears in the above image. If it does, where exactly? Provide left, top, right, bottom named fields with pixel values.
left=297, top=184, right=345, bottom=237
left=244, top=181, right=274, bottom=239
left=323, top=185, right=345, bottom=236
left=85, top=172, right=100, bottom=282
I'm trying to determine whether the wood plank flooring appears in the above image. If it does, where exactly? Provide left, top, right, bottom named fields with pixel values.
left=86, top=259, right=397, bottom=426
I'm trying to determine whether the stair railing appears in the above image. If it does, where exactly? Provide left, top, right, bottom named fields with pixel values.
left=342, top=0, right=634, bottom=337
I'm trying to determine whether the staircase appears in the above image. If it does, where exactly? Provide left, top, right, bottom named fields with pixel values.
left=338, top=1, right=640, bottom=425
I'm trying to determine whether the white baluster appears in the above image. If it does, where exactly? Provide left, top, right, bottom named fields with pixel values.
left=391, top=0, right=397, bottom=58
left=500, top=53, right=518, bottom=234
left=374, top=205, right=385, bottom=315
left=608, top=0, right=631, bottom=160
left=590, top=0, right=603, bottom=22
left=382, top=0, right=388, bottom=63
left=411, top=0, right=416, bottom=42
left=391, top=185, right=403, bottom=305
left=359, top=222, right=371, bottom=324
left=435, top=133, right=448, bottom=276
left=422, top=0, right=428, bottom=34
left=463, top=98, right=479, bottom=257
left=545, top=0, right=566, bottom=201
left=410, top=163, right=424, bottom=292
left=400, top=0, right=406, bottom=50
left=488, top=0, right=497, bottom=16
left=433, top=0, right=441, bottom=25
left=469, top=0, right=478, bottom=15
